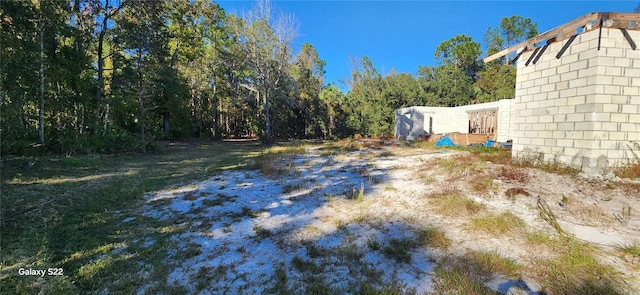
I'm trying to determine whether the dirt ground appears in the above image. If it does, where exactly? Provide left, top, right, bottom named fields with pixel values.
left=134, top=144, right=640, bottom=294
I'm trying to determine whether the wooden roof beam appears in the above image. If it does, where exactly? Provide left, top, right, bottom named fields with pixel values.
left=483, top=12, right=616, bottom=63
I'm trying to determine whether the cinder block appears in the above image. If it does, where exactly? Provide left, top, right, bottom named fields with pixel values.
left=538, top=115, right=553, bottom=123
left=561, top=54, right=579, bottom=65
left=544, top=138, right=557, bottom=146
left=560, top=88, right=578, bottom=97
left=585, top=112, right=610, bottom=122
left=557, top=64, right=571, bottom=74
left=598, top=57, right=615, bottom=67
left=607, top=150, right=624, bottom=159
left=521, top=80, right=534, bottom=89
left=549, top=58, right=562, bottom=68
left=604, top=85, right=621, bottom=95
left=611, top=113, right=629, bottom=123
left=611, top=96, right=629, bottom=104
left=578, top=48, right=599, bottom=60
left=532, top=108, right=548, bottom=116
left=617, top=121, right=635, bottom=134
left=584, top=131, right=608, bottom=139
left=547, top=123, right=559, bottom=130
left=604, top=66, right=622, bottom=76
left=628, top=132, right=640, bottom=141
left=535, top=61, right=550, bottom=70
left=557, top=105, right=574, bottom=114
left=622, top=87, right=639, bottom=96
left=529, top=71, right=542, bottom=80
left=602, top=104, right=619, bottom=113
left=526, top=116, right=539, bottom=123
left=558, top=122, right=575, bottom=131
left=557, top=139, right=573, bottom=147
left=612, top=76, right=631, bottom=86
left=567, top=95, right=585, bottom=105
left=577, top=67, right=597, bottom=78
left=614, top=58, right=631, bottom=68
left=608, top=131, right=626, bottom=141
left=535, top=77, right=549, bottom=86
left=576, top=85, right=596, bottom=96
left=527, top=86, right=541, bottom=95
left=597, top=75, right=613, bottom=85
left=594, top=94, right=612, bottom=104
left=623, top=68, right=640, bottom=78
left=602, top=122, right=619, bottom=132
left=569, top=78, right=587, bottom=88
left=606, top=48, right=624, bottom=58
left=622, top=104, right=638, bottom=114
left=575, top=122, right=592, bottom=131
left=599, top=37, right=616, bottom=48
left=600, top=140, right=620, bottom=150
left=540, top=84, right=556, bottom=93
left=570, top=41, right=591, bottom=54
left=574, top=139, right=593, bottom=149
left=548, top=91, right=560, bottom=100
left=539, top=99, right=554, bottom=108
left=569, top=60, right=589, bottom=71
left=532, top=123, right=545, bottom=131
left=560, top=71, right=578, bottom=81
left=585, top=94, right=598, bottom=104
left=566, top=113, right=585, bottom=122
left=576, top=103, right=601, bottom=113
left=548, top=75, right=561, bottom=83
left=520, top=109, right=533, bottom=117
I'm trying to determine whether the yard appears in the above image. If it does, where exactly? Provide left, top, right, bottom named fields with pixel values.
left=1, top=140, right=639, bottom=294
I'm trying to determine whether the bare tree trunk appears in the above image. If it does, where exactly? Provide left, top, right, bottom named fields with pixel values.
left=102, top=103, right=109, bottom=135
left=38, top=10, right=45, bottom=145
left=212, top=82, right=218, bottom=139
left=137, top=51, right=146, bottom=153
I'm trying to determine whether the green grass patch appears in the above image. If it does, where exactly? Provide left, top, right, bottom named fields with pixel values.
left=537, top=238, right=625, bottom=294
left=469, top=212, right=526, bottom=236
left=430, top=192, right=485, bottom=217
left=0, top=140, right=267, bottom=294
left=417, top=227, right=451, bottom=250
left=383, top=238, right=417, bottom=263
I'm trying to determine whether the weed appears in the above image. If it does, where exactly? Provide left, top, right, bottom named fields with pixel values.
left=537, top=238, right=624, bottom=294
left=614, top=204, right=632, bottom=226
left=383, top=238, right=417, bottom=263
left=268, top=265, right=289, bottom=294
left=417, top=227, right=451, bottom=250
left=367, top=238, right=381, bottom=251
left=432, top=261, right=498, bottom=295
left=497, top=166, right=528, bottom=183
left=306, top=244, right=326, bottom=258
left=291, top=256, right=320, bottom=273
left=183, top=243, right=202, bottom=259
left=618, top=241, right=640, bottom=263
left=505, top=187, right=530, bottom=200
left=470, top=175, right=493, bottom=192
left=430, top=192, right=485, bottom=217
left=560, top=194, right=569, bottom=206
left=253, top=225, right=272, bottom=238
left=537, top=197, right=565, bottom=235
left=202, top=193, right=234, bottom=207
left=614, top=141, right=640, bottom=179
left=469, top=212, right=526, bottom=235
left=464, top=250, right=521, bottom=278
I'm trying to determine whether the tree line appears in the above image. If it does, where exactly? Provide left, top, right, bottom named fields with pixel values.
left=1, top=0, right=538, bottom=155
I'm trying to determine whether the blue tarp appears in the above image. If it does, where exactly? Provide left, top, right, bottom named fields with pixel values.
left=435, top=136, right=456, bottom=147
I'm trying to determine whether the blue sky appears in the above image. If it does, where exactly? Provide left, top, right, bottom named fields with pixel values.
left=217, top=1, right=638, bottom=89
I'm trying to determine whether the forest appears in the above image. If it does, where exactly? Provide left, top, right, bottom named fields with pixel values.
left=1, top=0, right=539, bottom=155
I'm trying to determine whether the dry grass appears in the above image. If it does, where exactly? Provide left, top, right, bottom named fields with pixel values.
left=417, top=227, right=451, bottom=250
left=469, top=212, right=526, bottom=236
left=505, top=187, right=530, bottom=200
left=614, top=141, right=640, bottom=179
left=430, top=192, right=485, bottom=217
left=497, top=166, right=529, bottom=183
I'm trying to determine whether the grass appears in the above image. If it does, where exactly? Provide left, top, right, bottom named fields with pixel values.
left=417, top=227, right=451, bottom=250
left=429, top=191, right=485, bottom=217
left=614, top=141, right=640, bottom=179
left=383, top=238, right=417, bottom=263
left=469, top=212, right=526, bottom=236
left=536, top=238, right=625, bottom=294
left=505, top=187, right=530, bottom=200
left=497, top=166, right=528, bottom=183
left=618, top=241, right=640, bottom=264
left=0, top=140, right=268, bottom=294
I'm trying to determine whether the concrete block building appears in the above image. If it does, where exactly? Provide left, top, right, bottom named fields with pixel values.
left=397, top=12, right=639, bottom=174
left=489, top=12, right=640, bottom=174
left=395, top=99, right=514, bottom=142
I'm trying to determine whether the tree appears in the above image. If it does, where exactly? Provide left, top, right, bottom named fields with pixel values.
left=238, top=0, right=297, bottom=142
left=475, top=63, right=516, bottom=102
left=434, top=34, right=482, bottom=79
left=484, top=16, right=538, bottom=64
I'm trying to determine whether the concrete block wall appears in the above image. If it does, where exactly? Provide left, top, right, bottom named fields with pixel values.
left=395, top=99, right=514, bottom=141
left=512, top=28, right=640, bottom=174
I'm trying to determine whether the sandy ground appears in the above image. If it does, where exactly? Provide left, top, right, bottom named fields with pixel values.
left=134, top=145, right=640, bottom=294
